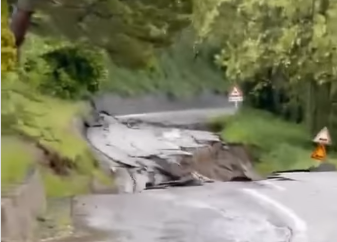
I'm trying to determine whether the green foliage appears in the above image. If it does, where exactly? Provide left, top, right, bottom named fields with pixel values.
left=22, top=35, right=107, bottom=99
left=2, top=1, right=112, bottom=196
left=1, top=16, right=40, bottom=139
left=39, top=45, right=106, bottom=99
left=2, top=75, right=113, bottom=197
left=1, top=74, right=37, bottom=136
left=209, top=0, right=337, bottom=86
left=31, top=0, right=193, bottom=69
left=193, top=0, right=337, bottom=138
left=42, top=169, right=90, bottom=197
left=1, top=137, right=34, bottom=191
left=216, top=108, right=319, bottom=174
left=1, top=31, right=111, bottom=195
left=1, top=0, right=17, bottom=73
left=101, top=29, right=228, bottom=97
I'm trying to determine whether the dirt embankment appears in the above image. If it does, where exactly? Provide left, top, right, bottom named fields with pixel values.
left=176, top=143, right=261, bottom=182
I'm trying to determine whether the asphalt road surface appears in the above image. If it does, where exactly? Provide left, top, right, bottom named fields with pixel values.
left=74, top=172, right=337, bottom=242
left=115, top=107, right=236, bottom=126
left=92, top=92, right=236, bottom=127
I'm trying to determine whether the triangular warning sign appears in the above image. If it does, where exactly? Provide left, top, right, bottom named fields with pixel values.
left=311, top=144, right=326, bottom=161
left=229, top=86, right=243, bottom=97
left=313, top=127, right=332, bottom=145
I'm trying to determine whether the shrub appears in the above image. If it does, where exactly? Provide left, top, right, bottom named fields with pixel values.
left=23, top=38, right=107, bottom=100
left=40, top=45, right=107, bottom=99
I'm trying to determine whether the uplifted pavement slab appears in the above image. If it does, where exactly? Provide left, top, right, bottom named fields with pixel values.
left=86, top=114, right=261, bottom=193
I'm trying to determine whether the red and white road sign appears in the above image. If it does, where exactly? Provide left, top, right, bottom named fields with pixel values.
left=228, top=85, right=243, bottom=102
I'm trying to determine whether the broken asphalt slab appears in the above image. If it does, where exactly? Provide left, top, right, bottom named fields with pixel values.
left=85, top=112, right=262, bottom=193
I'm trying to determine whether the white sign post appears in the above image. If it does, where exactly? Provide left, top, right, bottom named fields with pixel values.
left=313, top=127, right=332, bottom=146
left=228, top=85, right=244, bottom=109
left=311, top=127, right=332, bottom=162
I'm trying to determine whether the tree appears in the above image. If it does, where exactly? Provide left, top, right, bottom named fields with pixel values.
left=23, top=0, right=193, bottom=69
left=192, top=0, right=337, bottom=136
left=22, top=35, right=108, bottom=99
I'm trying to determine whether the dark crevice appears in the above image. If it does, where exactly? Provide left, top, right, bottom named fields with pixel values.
left=230, top=177, right=253, bottom=182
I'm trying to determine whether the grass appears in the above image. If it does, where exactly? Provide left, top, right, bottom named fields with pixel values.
left=41, top=169, right=91, bottom=197
left=2, top=76, right=113, bottom=197
left=1, top=137, right=35, bottom=191
left=213, top=108, right=337, bottom=175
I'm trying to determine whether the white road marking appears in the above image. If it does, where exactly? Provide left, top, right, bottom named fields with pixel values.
left=256, top=180, right=286, bottom=191
left=243, top=188, right=307, bottom=241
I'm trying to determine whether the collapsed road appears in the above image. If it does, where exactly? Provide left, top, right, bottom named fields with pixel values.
left=85, top=112, right=262, bottom=193
left=79, top=100, right=337, bottom=242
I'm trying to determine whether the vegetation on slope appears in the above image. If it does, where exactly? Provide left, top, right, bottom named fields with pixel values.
left=1, top=1, right=112, bottom=197
left=2, top=73, right=113, bottom=197
left=3, top=0, right=224, bottom=198
left=3, top=0, right=337, bottom=193
left=102, top=29, right=228, bottom=97
left=1, top=137, right=35, bottom=189
left=26, top=0, right=227, bottom=97
left=212, top=109, right=337, bottom=174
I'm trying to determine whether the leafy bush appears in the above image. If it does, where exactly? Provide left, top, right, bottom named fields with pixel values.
left=23, top=37, right=107, bottom=99
left=40, top=45, right=107, bottom=99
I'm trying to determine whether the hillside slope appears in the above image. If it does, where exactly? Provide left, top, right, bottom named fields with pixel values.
left=101, top=30, right=228, bottom=97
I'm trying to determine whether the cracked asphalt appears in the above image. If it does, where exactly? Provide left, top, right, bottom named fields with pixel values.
left=86, top=108, right=246, bottom=193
